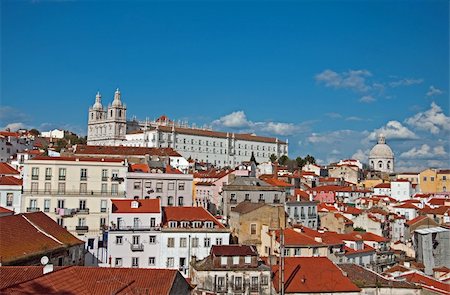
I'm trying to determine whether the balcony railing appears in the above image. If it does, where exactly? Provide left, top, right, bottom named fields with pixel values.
left=258, top=199, right=265, bottom=203
left=273, top=198, right=280, bottom=204
left=26, top=207, right=40, bottom=212
left=75, top=225, right=89, bottom=232
left=77, top=208, right=90, bottom=214
left=230, top=199, right=237, bottom=204
left=54, top=208, right=76, bottom=217
left=130, top=243, right=144, bottom=251
left=110, top=225, right=161, bottom=231
left=23, top=189, right=125, bottom=196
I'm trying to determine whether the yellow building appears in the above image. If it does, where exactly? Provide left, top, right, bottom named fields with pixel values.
left=419, top=169, right=450, bottom=193
left=437, top=170, right=450, bottom=192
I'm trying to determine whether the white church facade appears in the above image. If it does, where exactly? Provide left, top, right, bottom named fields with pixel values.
left=369, top=134, right=394, bottom=173
left=87, top=90, right=288, bottom=167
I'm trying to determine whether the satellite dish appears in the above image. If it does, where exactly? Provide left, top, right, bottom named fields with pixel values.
left=41, top=256, right=49, bottom=265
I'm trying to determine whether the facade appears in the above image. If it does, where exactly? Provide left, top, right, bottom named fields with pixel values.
left=229, top=202, right=286, bottom=256
left=328, top=164, right=360, bottom=184
left=414, top=226, right=450, bottom=275
left=319, top=212, right=354, bottom=234
left=22, top=156, right=128, bottom=265
left=0, top=176, right=22, bottom=213
left=222, top=176, right=286, bottom=219
left=273, top=228, right=329, bottom=258
left=419, top=169, right=450, bottom=193
left=285, top=195, right=318, bottom=229
left=190, top=245, right=272, bottom=295
left=0, top=212, right=85, bottom=266
left=0, top=131, right=34, bottom=163
left=41, top=129, right=65, bottom=139
left=86, top=91, right=288, bottom=167
left=369, top=134, right=394, bottom=173
left=391, top=179, right=412, bottom=201
left=127, top=164, right=193, bottom=207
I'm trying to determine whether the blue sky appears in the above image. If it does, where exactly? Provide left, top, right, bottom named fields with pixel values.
left=1, top=0, right=449, bottom=171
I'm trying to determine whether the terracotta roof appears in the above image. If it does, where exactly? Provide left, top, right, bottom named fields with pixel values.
left=437, top=170, right=450, bottom=174
left=0, top=266, right=189, bottom=294
left=129, top=163, right=150, bottom=173
left=0, top=131, right=19, bottom=137
left=165, top=165, right=183, bottom=174
left=272, top=257, right=360, bottom=293
left=374, top=182, right=391, bottom=188
left=0, top=176, right=22, bottom=186
left=211, top=245, right=257, bottom=256
left=433, top=266, right=450, bottom=273
left=0, top=163, right=20, bottom=175
left=74, top=145, right=182, bottom=157
left=318, top=203, right=338, bottom=212
left=394, top=203, right=419, bottom=209
left=334, top=213, right=354, bottom=225
left=405, top=215, right=428, bottom=226
left=366, top=207, right=389, bottom=215
left=421, top=206, right=450, bottom=216
left=338, top=264, right=419, bottom=289
left=193, top=169, right=233, bottom=179
left=31, top=156, right=125, bottom=163
left=343, top=206, right=362, bottom=215
left=111, top=199, right=160, bottom=213
left=162, top=207, right=224, bottom=228
left=359, top=231, right=388, bottom=243
left=259, top=177, right=293, bottom=187
left=0, top=212, right=84, bottom=265
left=230, top=201, right=266, bottom=214
left=344, top=244, right=376, bottom=255
left=428, top=198, right=448, bottom=206
left=398, top=272, right=450, bottom=295
left=0, top=206, right=14, bottom=213
left=0, top=266, right=64, bottom=290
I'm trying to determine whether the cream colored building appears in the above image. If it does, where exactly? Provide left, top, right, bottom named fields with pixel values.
left=369, top=134, right=394, bottom=173
left=22, top=156, right=128, bottom=265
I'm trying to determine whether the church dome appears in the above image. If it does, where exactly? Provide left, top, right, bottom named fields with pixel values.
left=369, top=134, right=394, bottom=159
left=112, top=88, right=123, bottom=107
left=92, top=92, right=103, bottom=110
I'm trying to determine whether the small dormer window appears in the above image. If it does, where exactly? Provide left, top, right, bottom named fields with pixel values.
left=181, top=221, right=190, bottom=228
left=205, top=221, right=214, bottom=228
left=245, top=256, right=251, bottom=264
left=169, top=221, right=177, bottom=228
left=131, top=201, right=139, bottom=208
left=193, top=221, right=202, bottom=228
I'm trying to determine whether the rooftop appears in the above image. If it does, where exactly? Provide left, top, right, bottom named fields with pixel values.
left=111, top=199, right=161, bottom=214
left=211, top=244, right=257, bottom=256
left=162, top=207, right=225, bottom=228
left=0, top=163, right=20, bottom=175
left=74, top=145, right=182, bottom=157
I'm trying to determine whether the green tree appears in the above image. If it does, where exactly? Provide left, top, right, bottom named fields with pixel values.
left=28, top=128, right=40, bottom=136
left=278, top=155, right=289, bottom=166
left=304, top=154, right=316, bottom=165
left=296, top=157, right=306, bottom=169
left=269, top=154, right=278, bottom=163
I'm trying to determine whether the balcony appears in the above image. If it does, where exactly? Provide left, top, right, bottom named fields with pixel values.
left=54, top=208, right=76, bottom=217
left=308, top=214, right=317, bottom=218
left=273, top=198, right=281, bottom=204
left=258, top=199, right=265, bottom=203
left=111, top=176, right=124, bottom=182
left=75, top=225, right=89, bottom=232
left=26, top=207, right=40, bottom=212
left=230, top=199, right=237, bottom=204
left=80, top=176, right=87, bottom=181
left=23, top=189, right=126, bottom=197
left=101, top=177, right=108, bottom=182
left=59, top=176, right=66, bottom=181
left=77, top=208, right=90, bottom=214
left=109, top=225, right=161, bottom=231
left=45, top=175, right=52, bottom=180
left=130, top=243, right=144, bottom=251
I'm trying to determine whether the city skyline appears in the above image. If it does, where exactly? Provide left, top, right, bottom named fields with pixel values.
left=1, top=0, right=449, bottom=171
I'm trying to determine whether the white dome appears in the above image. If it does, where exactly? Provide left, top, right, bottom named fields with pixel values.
left=369, top=143, right=394, bottom=159
left=112, top=88, right=122, bottom=107
left=92, top=92, right=103, bottom=110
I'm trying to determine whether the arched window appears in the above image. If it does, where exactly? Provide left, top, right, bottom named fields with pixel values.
left=378, top=161, right=383, bottom=169
left=371, top=161, right=374, bottom=168
left=387, top=161, right=391, bottom=169
left=167, top=196, right=173, bottom=206
left=110, top=110, right=113, bottom=117
left=178, top=196, right=184, bottom=206
left=91, top=113, right=94, bottom=120
left=443, top=186, right=447, bottom=192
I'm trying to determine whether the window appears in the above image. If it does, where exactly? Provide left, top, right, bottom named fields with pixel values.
left=235, top=277, right=243, bottom=290
left=132, top=257, right=139, bottom=268
left=217, top=277, right=225, bottom=289
left=245, top=193, right=250, bottom=201
left=111, top=184, right=118, bottom=195
left=148, top=257, right=155, bottom=266
left=45, top=168, right=52, bottom=180
left=178, top=196, right=184, bottom=206
left=233, top=256, right=239, bottom=264
left=156, top=182, right=163, bottom=192
left=167, top=257, right=174, bottom=267
left=57, top=199, right=65, bottom=209
left=168, top=182, right=174, bottom=190
left=100, top=218, right=106, bottom=228
left=150, top=217, right=156, bottom=227
left=168, top=221, right=177, bottom=228
left=57, top=218, right=63, bottom=226
left=100, top=200, right=107, bottom=212
left=31, top=167, right=39, bottom=180
left=250, top=223, right=257, bottom=235
left=6, top=193, right=13, bottom=206
left=221, top=257, right=227, bottom=265
left=29, top=199, right=37, bottom=209
left=294, top=248, right=301, bottom=256
left=431, top=177, right=435, bottom=181
left=134, top=181, right=141, bottom=190
left=112, top=169, right=119, bottom=179
left=79, top=200, right=87, bottom=210
left=80, top=183, right=87, bottom=193
left=204, top=237, right=211, bottom=247
left=178, top=182, right=185, bottom=191
left=245, top=256, right=252, bottom=264
left=132, top=235, right=140, bottom=245
left=167, top=237, right=175, bottom=247
left=423, top=176, right=427, bottom=181
left=31, top=182, right=38, bottom=192
left=168, top=196, right=174, bottom=206
left=216, top=238, right=223, bottom=245
left=58, top=182, right=65, bottom=193
left=80, top=168, right=87, bottom=181
left=101, top=183, right=107, bottom=193
left=261, top=276, right=269, bottom=285
left=44, top=199, right=50, bottom=212
left=443, top=176, right=447, bottom=181
left=180, top=237, right=187, bottom=248
left=149, top=235, right=156, bottom=244
left=102, top=169, right=108, bottom=181
left=283, top=248, right=290, bottom=256
left=44, top=182, right=51, bottom=193
left=251, top=277, right=258, bottom=288
left=116, top=236, right=123, bottom=244
left=192, top=237, right=199, bottom=248
left=115, top=258, right=122, bottom=267
left=145, top=181, right=151, bottom=188
left=133, top=217, right=140, bottom=228
left=78, top=217, right=86, bottom=226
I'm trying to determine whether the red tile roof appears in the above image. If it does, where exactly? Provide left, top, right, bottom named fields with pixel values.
left=394, top=203, right=419, bottom=209
left=344, top=243, right=376, bottom=255
left=334, top=213, right=354, bottom=225
left=272, top=257, right=360, bottom=293
left=398, top=272, right=450, bottom=295
left=0, top=176, right=22, bottom=186
left=275, top=228, right=325, bottom=247
left=374, top=182, right=391, bottom=188
left=405, top=215, right=428, bottom=226
left=129, top=163, right=150, bottom=173
left=0, top=163, right=20, bottom=175
left=0, top=206, right=14, bottom=213
left=111, top=199, right=160, bottom=213
left=211, top=245, right=257, bottom=256
left=0, top=212, right=84, bottom=265
left=193, top=169, right=233, bottom=179
left=0, top=266, right=62, bottom=289
left=343, top=206, right=362, bottom=215
left=0, top=131, right=19, bottom=137
left=162, top=207, right=225, bottom=228
left=32, top=156, right=125, bottom=163
left=74, top=145, right=182, bottom=157
left=428, top=198, right=448, bottom=206
left=0, top=266, right=190, bottom=294
left=260, top=177, right=293, bottom=187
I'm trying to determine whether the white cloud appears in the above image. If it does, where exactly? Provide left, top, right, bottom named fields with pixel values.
left=326, top=112, right=343, bottom=119
left=405, top=102, right=450, bottom=134
left=359, top=95, right=376, bottom=103
left=308, top=130, right=358, bottom=144
left=368, top=120, right=418, bottom=140
left=315, top=69, right=372, bottom=92
left=345, top=116, right=364, bottom=121
left=212, top=111, right=250, bottom=128
left=400, top=144, right=447, bottom=159
left=260, top=122, right=298, bottom=136
left=389, top=78, right=423, bottom=87
left=1, top=122, right=29, bottom=131
left=426, top=86, right=443, bottom=97
left=351, top=149, right=369, bottom=162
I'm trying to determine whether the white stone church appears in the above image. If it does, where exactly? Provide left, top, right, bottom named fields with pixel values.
left=87, top=89, right=289, bottom=167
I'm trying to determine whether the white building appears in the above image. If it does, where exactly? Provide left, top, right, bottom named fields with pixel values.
left=369, top=134, right=394, bottom=173
left=0, top=131, right=34, bottom=162
left=22, top=156, right=129, bottom=265
left=41, top=129, right=65, bottom=139
left=0, top=176, right=22, bottom=213
left=86, top=90, right=288, bottom=167
left=391, top=180, right=412, bottom=201
left=127, top=163, right=193, bottom=207
left=107, top=199, right=230, bottom=277
left=374, top=182, right=391, bottom=196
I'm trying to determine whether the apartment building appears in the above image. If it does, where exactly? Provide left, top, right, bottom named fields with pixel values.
left=22, top=156, right=128, bottom=265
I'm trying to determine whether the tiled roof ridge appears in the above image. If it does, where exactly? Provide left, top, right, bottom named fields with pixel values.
left=21, top=215, right=64, bottom=245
